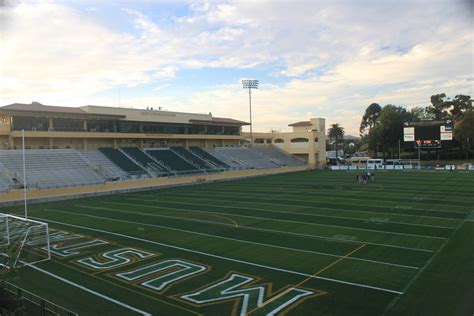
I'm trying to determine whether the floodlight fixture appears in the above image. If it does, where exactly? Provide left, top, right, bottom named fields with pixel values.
left=242, top=79, right=259, bottom=146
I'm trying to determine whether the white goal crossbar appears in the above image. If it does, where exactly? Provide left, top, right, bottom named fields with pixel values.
left=0, top=213, right=51, bottom=270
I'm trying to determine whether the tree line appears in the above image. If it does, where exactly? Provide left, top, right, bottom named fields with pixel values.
left=328, top=93, right=473, bottom=160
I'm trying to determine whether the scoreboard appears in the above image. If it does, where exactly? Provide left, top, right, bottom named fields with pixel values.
left=403, top=121, right=453, bottom=148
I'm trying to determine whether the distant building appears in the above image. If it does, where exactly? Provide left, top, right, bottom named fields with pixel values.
left=243, top=118, right=327, bottom=168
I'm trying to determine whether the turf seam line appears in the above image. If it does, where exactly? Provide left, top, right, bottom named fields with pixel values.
left=30, top=216, right=404, bottom=295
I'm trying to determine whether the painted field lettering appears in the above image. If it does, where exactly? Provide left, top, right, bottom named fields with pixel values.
left=48, top=239, right=108, bottom=257
left=77, top=248, right=154, bottom=270
left=116, top=259, right=207, bottom=292
left=181, top=273, right=318, bottom=316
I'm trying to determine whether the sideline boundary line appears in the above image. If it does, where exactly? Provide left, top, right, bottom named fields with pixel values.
left=29, top=216, right=404, bottom=295
left=29, top=265, right=151, bottom=315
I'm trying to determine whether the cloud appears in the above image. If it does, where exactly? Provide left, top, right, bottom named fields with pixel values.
left=0, top=0, right=472, bottom=135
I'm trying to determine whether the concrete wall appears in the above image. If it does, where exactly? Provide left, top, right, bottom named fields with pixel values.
left=0, top=165, right=309, bottom=206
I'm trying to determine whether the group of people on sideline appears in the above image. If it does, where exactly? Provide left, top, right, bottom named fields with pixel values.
left=356, top=172, right=375, bottom=184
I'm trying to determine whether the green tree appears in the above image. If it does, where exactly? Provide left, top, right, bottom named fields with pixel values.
left=372, top=105, right=413, bottom=159
left=360, top=103, right=382, bottom=135
left=454, top=110, right=474, bottom=158
left=427, top=93, right=451, bottom=120
left=328, top=123, right=345, bottom=157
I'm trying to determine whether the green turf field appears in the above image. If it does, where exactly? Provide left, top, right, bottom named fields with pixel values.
left=2, top=170, right=474, bottom=315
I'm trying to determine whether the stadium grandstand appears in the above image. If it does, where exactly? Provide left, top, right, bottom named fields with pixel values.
left=0, top=102, right=325, bottom=194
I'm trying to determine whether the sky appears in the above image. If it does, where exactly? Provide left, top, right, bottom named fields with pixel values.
left=0, top=0, right=473, bottom=135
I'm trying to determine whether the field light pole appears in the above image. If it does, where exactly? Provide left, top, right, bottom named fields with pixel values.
left=242, top=79, right=259, bottom=147
left=22, top=129, right=27, bottom=219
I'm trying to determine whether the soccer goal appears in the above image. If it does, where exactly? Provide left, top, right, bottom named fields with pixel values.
left=0, top=213, right=50, bottom=272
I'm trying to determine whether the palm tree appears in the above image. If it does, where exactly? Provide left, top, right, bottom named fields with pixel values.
left=328, top=123, right=345, bottom=158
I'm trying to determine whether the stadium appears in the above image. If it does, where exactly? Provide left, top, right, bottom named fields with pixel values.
left=1, top=1, right=473, bottom=316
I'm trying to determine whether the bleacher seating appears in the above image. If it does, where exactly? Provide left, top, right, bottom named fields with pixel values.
left=208, top=147, right=280, bottom=169
left=253, top=147, right=305, bottom=167
left=0, top=175, right=12, bottom=192
left=0, top=149, right=105, bottom=189
left=98, top=148, right=147, bottom=176
left=171, top=147, right=210, bottom=169
left=145, top=148, right=198, bottom=172
left=121, top=147, right=165, bottom=172
left=81, top=151, right=129, bottom=179
left=189, top=146, right=229, bottom=168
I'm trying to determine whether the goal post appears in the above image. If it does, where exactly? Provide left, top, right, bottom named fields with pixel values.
left=0, top=213, right=50, bottom=271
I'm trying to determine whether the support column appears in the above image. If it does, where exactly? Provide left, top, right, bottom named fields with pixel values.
left=49, top=138, right=54, bottom=149
left=113, top=139, right=118, bottom=149
left=185, top=139, right=189, bottom=148
left=140, top=139, right=144, bottom=149
left=83, top=138, right=88, bottom=151
left=48, top=118, right=54, bottom=130
left=83, top=120, right=87, bottom=131
left=204, top=139, right=208, bottom=149
left=308, top=131, right=317, bottom=169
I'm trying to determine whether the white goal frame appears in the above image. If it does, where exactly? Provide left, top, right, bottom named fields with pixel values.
left=0, top=213, right=51, bottom=269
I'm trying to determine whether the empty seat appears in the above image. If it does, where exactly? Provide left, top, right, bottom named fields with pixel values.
left=98, top=148, right=147, bottom=176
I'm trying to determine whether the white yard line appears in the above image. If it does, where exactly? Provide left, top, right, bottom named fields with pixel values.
left=49, top=206, right=435, bottom=253
left=29, top=215, right=405, bottom=295
left=29, top=265, right=151, bottom=315
left=160, top=188, right=468, bottom=215
left=138, top=192, right=461, bottom=222
left=45, top=206, right=418, bottom=269
left=209, top=183, right=474, bottom=206
left=104, top=201, right=446, bottom=240
left=123, top=196, right=456, bottom=230
left=381, top=220, right=467, bottom=315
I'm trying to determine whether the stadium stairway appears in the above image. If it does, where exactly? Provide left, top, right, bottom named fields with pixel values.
left=145, top=148, right=199, bottom=174
left=171, top=147, right=212, bottom=170
left=189, top=146, right=229, bottom=169
left=81, top=151, right=129, bottom=180
left=98, top=148, right=147, bottom=177
left=120, top=147, right=168, bottom=176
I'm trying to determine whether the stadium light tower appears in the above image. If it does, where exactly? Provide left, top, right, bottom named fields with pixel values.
left=242, top=79, right=259, bottom=147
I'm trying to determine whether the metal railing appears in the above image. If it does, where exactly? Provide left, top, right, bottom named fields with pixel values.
left=2, top=281, right=77, bottom=316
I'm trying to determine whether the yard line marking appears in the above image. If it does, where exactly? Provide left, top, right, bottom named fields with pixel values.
left=40, top=208, right=420, bottom=269
left=246, top=244, right=367, bottom=315
left=161, top=188, right=468, bottom=215
left=211, top=183, right=474, bottom=207
left=45, top=208, right=434, bottom=253
left=124, top=197, right=456, bottom=230
left=29, top=265, right=152, bottom=315
left=69, top=205, right=435, bottom=253
left=29, top=216, right=404, bottom=295
left=382, top=220, right=467, bottom=315
left=104, top=201, right=446, bottom=240
left=144, top=193, right=461, bottom=222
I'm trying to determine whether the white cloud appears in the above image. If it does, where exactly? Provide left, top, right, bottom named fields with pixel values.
left=0, top=0, right=472, bottom=135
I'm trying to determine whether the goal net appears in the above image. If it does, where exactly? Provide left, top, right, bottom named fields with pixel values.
left=0, top=213, right=50, bottom=272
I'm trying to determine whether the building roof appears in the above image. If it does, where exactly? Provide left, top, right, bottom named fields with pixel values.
left=189, top=117, right=250, bottom=125
left=288, top=121, right=312, bottom=127
left=0, top=102, right=125, bottom=118
left=0, top=102, right=248, bottom=125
